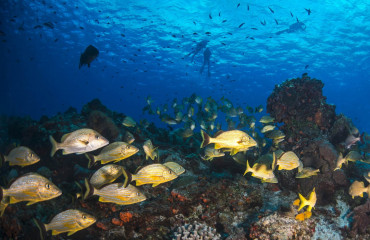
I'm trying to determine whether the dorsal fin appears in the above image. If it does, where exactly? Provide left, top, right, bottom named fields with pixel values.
left=61, top=133, right=72, bottom=142
left=214, top=130, right=224, bottom=138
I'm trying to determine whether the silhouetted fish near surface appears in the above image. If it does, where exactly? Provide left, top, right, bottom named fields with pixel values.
left=305, top=8, right=311, bottom=15
left=239, top=23, right=245, bottom=28
left=268, top=7, right=274, bottom=13
left=79, top=45, right=99, bottom=69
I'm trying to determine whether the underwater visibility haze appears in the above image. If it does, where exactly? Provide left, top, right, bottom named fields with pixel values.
left=1, top=0, right=370, bottom=239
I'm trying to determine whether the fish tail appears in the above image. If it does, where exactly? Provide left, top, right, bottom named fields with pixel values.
left=122, top=167, right=132, bottom=188
left=200, top=130, right=211, bottom=148
left=33, top=218, right=47, bottom=240
left=49, top=135, right=59, bottom=157
left=298, top=193, right=308, bottom=211
left=85, top=153, right=95, bottom=168
left=244, top=160, right=252, bottom=176
left=83, top=178, right=94, bottom=200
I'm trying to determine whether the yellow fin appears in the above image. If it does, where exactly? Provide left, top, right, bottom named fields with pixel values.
left=293, top=199, right=300, bottom=206
left=298, top=193, right=307, bottom=211
left=214, top=144, right=222, bottom=149
left=295, top=213, right=305, bottom=221
left=99, top=197, right=110, bottom=203
left=52, top=230, right=60, bottom=236
left=230, top=148, right=238, bottom=156
left=27, top=201, right=38, bottom=206
left=67, top=230, right=78, bottom=236
left=135, top=180, right=144, bottom=186
left=152, top=183, right=160, bottom=187
left=304, top=211, right=312, bottom=219
left=9, top=197, right=21, bottom=204
left=360, top=193, right=364, bottom=197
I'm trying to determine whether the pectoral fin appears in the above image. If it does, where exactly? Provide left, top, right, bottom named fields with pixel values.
left=67, top=230, right=78, bottom=236
left=152, top=183, right=161, bottom=187
left=27, top=201, right=39, bottom=206
left=52, top=230, right=60, bottom=236
left=9, top=197, right=22, bottom=204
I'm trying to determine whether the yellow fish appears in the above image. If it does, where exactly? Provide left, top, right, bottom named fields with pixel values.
left=276, top=151, right=301, bottom=171
left=259, top=115, right=274, bottom=124
left=1, top=173, right=61, bottom=206
left=85, top=142, right=138, bottom=168
left=200, top=130, right=257, bottom=155
left=33, top=209, right=96, bottom=239
left=261, top=125, right=275, bottom=133
left=298, top=188, right=316, bottom=212
left=244, top=153, right=277, bottom=183
left=143, top=139, right=158, bottom=161
left=349, top=180, right=368, bottom=199
left=123, top=131, right=135, bottom=144
left=335, top=151, right=362, bottom=170
left=84, top=180, right=146, bottom=205
left=122, top=163, right=178, bottom=187
left=49, top=128, right=109, bottom=157
left=2, top=146, right=40, bottom=167
left=163, top=162, right=185, bottom=176
left=89, top=164, right=122, bottom=189
left=122, top=116, right=136, bottom=127
left=295, top=167, right=320, bottom=178
left=202, top=145, right=225, bottom=161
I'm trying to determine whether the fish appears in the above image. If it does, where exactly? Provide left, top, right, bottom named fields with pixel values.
left=261, top=125, right=275, bottom=133
left=33, top=209, right=96, bottom=239
left=265, top=129, right=285, bottom=140
left=163, top=162, right=185, bottom=176
left=143, top=139, right=158, bottom=161
left=304, top=8, right=311, bottom=15
left=237, top=3, right=240, bottom=8
left=0, top=173, right=61, bottom=206
left=200, top=130, right=257, bottom=155
left=85, top=142, right=138, bottom=167
left=79, top=45, right=99, bottom=69
left=202, top=145, right=225, bottom=161
left=84, top=180, right=146, bottom=205
left=364, top=172, right=370, bottom=183
left=123, top=131, right=135, bottom=144
left=276, top=151, right=301, bottom=171
left=49, top=128, right=109, bottom=157
left=297, top=188, right=316, bottom=212
left=244, top=153, right=277, bottom=183
left=122, top=116, right=136, bottom=127
left=259, top=115, right=274, bottom=124
left=238, top=23, right=245, bottom=28
left=334, top=151, right=362, bottom=170
left=268, top=7, right=274, bottom=13
left=146, top=96, right=153, bottom=105
left=1, top=146, right=40, bottom=167
left=349, top=181, right=368, bottom=199
left=209, top=13, right=212, bottom=19
left=274, top=19, right=279, bottom=25
left=296, top=167, right=320, bottom=178
left=89, top=164, right=123, bottom=189
left=122, top=163, right=178, bottom=188
left=295, top=211, right=312, bottom=221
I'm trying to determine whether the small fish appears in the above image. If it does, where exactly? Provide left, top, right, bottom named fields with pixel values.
left=297, top=188, right=316, bottom=212
left=268, top=7, right=274, bottom=13
left=163, top=162, right=185, bottom=176
left=244, top=153, right=277, bottom=183
left=290, top=11, right=294, bottom=17
left=79, top=45, right=99, bottom=69
left=238, top=23, right=245, bottom=28
left=49, top=128, right=109, bottom=157
left=146, top=96, right=153, bottom=105
left=237, top=3, right=240, bottom=8
left=143, top=139, right=158, bottom=161
left=265, top=129, right=285, bottom=141
left=85, top=142, right=138, bottom=167
left=200, top=130, right=257, bottom=155
left=274, top=19, right=279, bottom=25
left=122, top=116, right=136, bottom=127
left=1, top=146, right=40, bottom=167
left=296, top=167, right=320, bottom=178
left=276, top=151, right=301, bottom=171
left=89, top=164, right=122, bottom=189
left=43, top=22, right=54, bottom=29
left=305, top=64, right=309, bottom=69
left=123, top=131, right=135, bottom=144
left=222, top=20, right=227, bottom=23
left=260, top=115, right=274, bottom=123
left=202, top=145, right=225, bottom=161
left=33, top=209, right=96, bottom=239
left=209, top=13, right=212, bottom=19
left=85, top=180, right=146, bottom=205
left=122, top=164, right=178, bottom=188
left=0, top=173, right=61, bottom=206
left=349, top=181, right=368, bottom=199
left=261, top=125, right=275, bottom=133
left=247, top=5, right=249, bottom=11
left=260, top=20, right=266, bottom=26
left=304, top=8, right=311, bottom=15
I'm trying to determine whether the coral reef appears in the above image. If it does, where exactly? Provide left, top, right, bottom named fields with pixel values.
left=172, top=221, right=221, bottom=240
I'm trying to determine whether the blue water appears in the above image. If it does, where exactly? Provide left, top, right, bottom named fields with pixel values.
left=1, top=0, right=369, bottom=133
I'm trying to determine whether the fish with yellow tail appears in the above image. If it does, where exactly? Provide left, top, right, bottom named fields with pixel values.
left=244, top=153, right=277, bottom=183
left=122, top=116, right=136, bottom=127
left=200, top=130, right=257, bottom=155
left=143, top=139, right=159, bottom=161
left=0, top=173, right=61, bottom=206
left=122, top=163, right=178, bottom=188
left=89, top=164, right=123, bottom=189
left=85, top=142, right=138, bottom=168
left=201, top=145, right=225, bottom=161
left=297, top=188, right=316, bottom=212
left=295, top=167, right=320, bottom=178
left=1, top=146, right=40, bottom=167
left=275, top=151, right=302, bottom=171
left=349, top=180, right=369, bottom=199
left=163, top=162, right=185, bottom=176
left=33, top=209, right=96, bottom=239
left=49, top=128, right=109, bottom=157
left=84, top=179, right=146, bottom=205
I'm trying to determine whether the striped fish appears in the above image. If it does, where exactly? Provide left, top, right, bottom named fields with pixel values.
left=122, top=163, right=178, bottom=188
left=33, top=209, right=96, bottom=239
left=89, top=164, right=123, bottom=189
left=0, top=173, right=61, bottom=206
left=84, top=179, right=146, bottom=205
left=85, top=142, right=138, bottom=168
left=2, top=146, right=40, bottom=167
left=163, top=162, right=185, bottom=176
left=276, top=151, right=300, bottom=171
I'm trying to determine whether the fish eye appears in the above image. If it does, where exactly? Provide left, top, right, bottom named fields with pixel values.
left=95, top=135, right=100, bottom=139
left=136, top=192, right=140, bottom=196
left=126, top=145, right=131, bottom=149
left=169, top=170, right=172, bottom=174
left=29, top=153, right=33, bottom=157
left=82, top=214, right=87, bottom=219
left=45, top=183, right=50, bottom=189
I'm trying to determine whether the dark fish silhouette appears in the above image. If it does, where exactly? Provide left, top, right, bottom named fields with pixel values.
left=209, top=13, right=212, bottom=19
left=237, top=3, right=240, bottom=8
left=79, top=45, right=99, bottom=69
left=274, top=19, right=279, bottom=25
left=268, top=7, right=274, bottom=13
left=239, top=23, right=245, bottom=28
left=305, top=8, right=311, bottom=15
left=290, top=11, right=294, bottom=17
